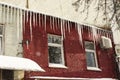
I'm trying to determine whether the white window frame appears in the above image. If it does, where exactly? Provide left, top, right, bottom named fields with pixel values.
left=85, top=41, right=101, bottom=71
left=48, top=34, right=67, bottom=68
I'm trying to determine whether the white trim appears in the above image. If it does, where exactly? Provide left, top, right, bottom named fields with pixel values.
left=48, top=43, right=62, bottom=47
left=87, top=67, right=102, bottom=71
left=30, top=76, right=116, bottom=80
left=49, top=63, right=67, bottom=69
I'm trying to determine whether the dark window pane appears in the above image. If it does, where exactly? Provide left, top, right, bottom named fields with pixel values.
left=2, top=70, right=14, bottom=80
left=86, top=52, right=96, bottom=67
left=85, top=41, right=94, bottom=50
left=0, top=26, right=3, bottom=35
left=0, top=37, right=2, bottom=52
left=48, top=35, right=61, bottom=44
left=48, top=46, right=62, bottom=64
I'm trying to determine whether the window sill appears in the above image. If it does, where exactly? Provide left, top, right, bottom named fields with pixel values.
left=87, top=67, right=102, bottom=71
left=49, top=63, right=67, bottom=69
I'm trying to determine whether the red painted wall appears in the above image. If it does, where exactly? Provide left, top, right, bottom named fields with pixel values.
left=23, top=12, right=117, bottom=79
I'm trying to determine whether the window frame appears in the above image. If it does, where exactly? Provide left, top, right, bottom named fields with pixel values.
left=85, top=41, right=101, bottom=71
left=47, top=34, right=67, bottom=68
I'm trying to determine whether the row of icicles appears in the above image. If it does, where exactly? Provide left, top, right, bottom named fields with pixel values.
left=0, top=3, right=112, bottom=49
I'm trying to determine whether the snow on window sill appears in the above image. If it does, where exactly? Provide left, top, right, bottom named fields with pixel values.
left=87, top=67, right=102, bottom=71
left=49, top=63, right=68, bottom=69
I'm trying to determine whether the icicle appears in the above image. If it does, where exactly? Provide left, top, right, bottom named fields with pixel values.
left=0, top=5, right=1, bottom=23
left=26, top=11, right=30, bottom=50
left=30, top=12, right=33, bottom=41
left=1, top=5, right=4, bottom=24
left=62, top=20, right=66, bottom=39
left=36, top=13, right=38, bottom=28
left=88, top=27, right=90, bottom=38
left=33, top=12, right=36, bottom=28
left=2, top=4, right=5, bottom=24
left=77, top=24, right=83, bottom=48
left=50, top=16, right=52, bottom=29
left=39, top=13, right=41, bottom=27
left=64, top=21, right=67, bottom=31
left=19, top=9, right=23, bottom=42
left=10, top=7, right=13, bottom=24
left=15, top=8, right=17, bottom=27
left=92, top=28, right=97, bottom=43
left=68, top=21, right=70, bottom=33
left=16, top=9, right=19, bottom=43
left=61, top=19, right=64, bottom=39
left=41, top=14, right=44, bottom=28
left=55, top=17, right=57, bottom=30
left=13, top=7, right=15, bottom=25
left=23, top=10, right=26, bottom=34
left=6, top=5, right=9, bottom=25
left=52, top=17, right=55, bottom=31
left=75, top=23, right=77, bottom=30
left=26, top=11, right=29, bottom=24
left=44, top=15, right=46, bottom=31
left=58, top=18, right=60, bottom=29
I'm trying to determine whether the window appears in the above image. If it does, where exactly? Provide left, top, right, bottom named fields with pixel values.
left=85, top=41, right=101, bottom=71
left=0, top=25, right=3, bottom=54
left=48, top=34, right=66, bottom=68
left=2, top=70, right=14, bottom=80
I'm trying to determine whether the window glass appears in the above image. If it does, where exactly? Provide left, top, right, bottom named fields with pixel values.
left=48, top=35, right=61, bottom=44
left=0, top=37, right=2, bottom=52
left=85, top=41, right=94, bottom=50
left=48, top=46, right=62, bottom=64
left=0, top=27, right=3, bottom=35
left=86, top=52, right=96, bottom=67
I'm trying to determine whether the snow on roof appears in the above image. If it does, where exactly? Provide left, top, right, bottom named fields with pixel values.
left=0, top=55, right=45, bottom=72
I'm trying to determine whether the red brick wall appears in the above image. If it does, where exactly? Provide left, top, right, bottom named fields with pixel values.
left=23, top=12, right=117, bottom=79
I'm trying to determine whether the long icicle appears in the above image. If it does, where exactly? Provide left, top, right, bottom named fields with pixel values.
left=68, top=21, right=70, bottom=33
left=44, top=15, right=46, bottom=31
left=77, top=24, right=83, bottom=48
left=3, top=4, right=5, bottom=24
left=39, top=13, right=41, bottom=27
left=13, top=7, right=15, bottom=26
left=50, top=16, right=52, bottom=29
left=1, top=4, right=3, bottom=24
left=62, top=20, right=66, bottom=39
left=19, top=9, right=23, bottom=44
left=61, top=19, right=64, bottom=39
left=33, top=12, right=35, bottom=28
left=10, top=6, right=13, bottom=24
left=26, top=11, right=29, bottom=49
left=36, top=13, right=38, bottom=28
left=52, top=17, right=55, bottom=31
left=30, top=12, right=33, bottom=41
left=17, top=8, right=20, bottom=44
left=41, top=14, right=44, bottom=28
left=23, top=10, right=26, bottom=36
left=92, top=27, right=97, bottom=43
left=55, top=17, right=57, bottom=30
left=6, top=5, right=9, bottom=25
